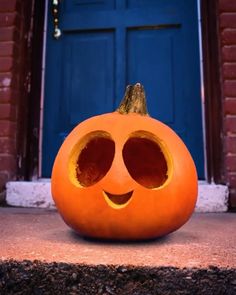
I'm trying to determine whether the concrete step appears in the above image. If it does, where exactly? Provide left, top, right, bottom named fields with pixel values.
left=6, top=180, right=229, bottom=212
left=0, top=208, right=235, bottom=294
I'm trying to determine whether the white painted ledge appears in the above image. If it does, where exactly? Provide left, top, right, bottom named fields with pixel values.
left=6, top=180, right=229, bottom=212
left=6, top=180, right=55, bottom=210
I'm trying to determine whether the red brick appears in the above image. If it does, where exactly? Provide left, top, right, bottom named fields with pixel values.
left=0, top=12, right=18, bottom=27
left=222, top=46, right=236, bottom=62
left=0, top=154, right=16, bottom=172
left=0, top=171, right=11, bottom=190
left=224, top=80, right=236, bottom=96
left=0, top=73, right=12, bottom=87
left=0, top=120, right=16, bottom=136
left=221, top=29, right=236, bottom=45
left=223, top=63, right=236, bottom=79
left=225, top=154, right=236, bottom=172
left=0, top=41, right=17, bottom=57
left=219, top=0, right=236, bottom=12
left=224, top=116, right=236, bottom=133
left=229, top=188, right=236, bottom=208
left=225, top=136, right=236, bottom=153
left=0, top=57, right=13, bottom=72
left=0, top=87, right=11, bottom=103
left=0, top=171, right=12, bottom=191
left=220, top=13, right=236, bottom=28
left=0, top=137, right=15, bottom=154
left=0, top=104, right=11, bottom=119
left=0, top=0, right=18, bottom=13
left=224, top=98, right=236, bottom=115
left=0, top=104, right=16, bottom=120
left=228, top=173, right=236, bottom=187
left=0, top=27, right=19, bottom=42
left=0, top=73, right=18, bottom=91
left=0, top=88, right=18, bottom=103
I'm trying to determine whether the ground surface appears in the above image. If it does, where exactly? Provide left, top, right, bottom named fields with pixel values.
left=0, top=208, right=235, bottom=268
left=1, top=260, right=236, bottom=295
left=0, top=208, right=235, bottom=294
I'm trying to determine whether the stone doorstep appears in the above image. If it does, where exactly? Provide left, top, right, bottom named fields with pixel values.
left=6, top=180, right=229, bottom=212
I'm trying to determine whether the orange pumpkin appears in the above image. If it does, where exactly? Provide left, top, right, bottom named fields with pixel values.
left=51, top=83, right=198, bottom=240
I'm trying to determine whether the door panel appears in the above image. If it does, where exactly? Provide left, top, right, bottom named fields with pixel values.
left=64, top=0, right=115, bottom=12
left=62, top=32, right=115, bottom=126
left=127, top=27, right=179, bottom=123
left=43, top=0, right=204, bottom=178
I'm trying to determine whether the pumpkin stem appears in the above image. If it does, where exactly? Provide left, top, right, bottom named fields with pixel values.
left=116, top=83, right=149, bottom=115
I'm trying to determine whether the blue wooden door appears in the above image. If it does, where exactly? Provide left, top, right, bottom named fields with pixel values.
left=43, top=0, right=204, bottom=178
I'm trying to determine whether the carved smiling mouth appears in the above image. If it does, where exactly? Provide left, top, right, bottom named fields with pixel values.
left=103, top=191, right=133, bottom=209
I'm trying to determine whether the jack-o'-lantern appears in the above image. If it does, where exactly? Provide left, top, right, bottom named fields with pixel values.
left=51, top=83, right=198, bottom=240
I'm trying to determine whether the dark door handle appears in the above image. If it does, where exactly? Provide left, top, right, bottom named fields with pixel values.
left=52, top=0, right=61, bottom=39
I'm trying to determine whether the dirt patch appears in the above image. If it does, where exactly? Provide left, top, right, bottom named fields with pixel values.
left=0, top=260, right=236, bottom=294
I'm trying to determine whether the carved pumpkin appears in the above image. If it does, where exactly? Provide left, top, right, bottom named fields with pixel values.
left=51, top=83, right=198, bottom=240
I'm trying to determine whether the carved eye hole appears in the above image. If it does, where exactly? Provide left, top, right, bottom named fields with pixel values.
left=76, top=132, right=115, bottom=187
left=122, top=133, right=168, bottom=188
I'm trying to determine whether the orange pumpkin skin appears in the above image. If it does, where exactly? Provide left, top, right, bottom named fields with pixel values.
left=51, top=102, right=198, bottom=240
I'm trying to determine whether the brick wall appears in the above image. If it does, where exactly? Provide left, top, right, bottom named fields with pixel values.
left=0, top=0, right=32, bottom=194
left=219, top=0, right=236, bottom=208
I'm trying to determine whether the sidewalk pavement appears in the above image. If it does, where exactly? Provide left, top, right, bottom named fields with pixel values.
left=0, top=207, right=235, bottom=268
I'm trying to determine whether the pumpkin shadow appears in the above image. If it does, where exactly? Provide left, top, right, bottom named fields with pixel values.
left=69, top=230, right=171, bottom=246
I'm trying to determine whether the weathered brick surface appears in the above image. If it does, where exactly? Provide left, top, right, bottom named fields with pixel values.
left=0, top=120, right=16, bottom=137
left=228, top=173, right=236, bottom=187
left=222, top=45, right=236, bottom=61
left=224, top=116, right=236, bottom=134
left=219, top=0, right=236, bottom=12
left=219, top=0, right=236, bottom=208
left=225, top=135, right=236, bottom=153
left=229, top=188, right=236, bottom=207
left=0, top=137, right=16, bottom=154
left=0, top=27, right=18, bottom=42
left=0, top=103, right=16, bottom=120
left=223, top=80, right=236, bottom=97
left=221, top=29, right=236, bottom=45
left=0, top=154, right=16, bottom=171
left=223, top=63, right=236, bottom=79
left=0, top=12, right=19, bottom=27
left=0, top=42, right=17, bottom=57
left=0, top=1, right=18, bottom=12
left=0, top=88, right=18, bottom=104
left=0, top=171, right=12, bottom=190
left=0, top=72, right=13, bottom=86
left=224, top=98, right=236, bottom=114
left=220, top=13, right=236, bottom=28
left=0, top=0, right=32, bottom=192
left=0, top=57, right=14, bottom=72
left=225, top=155, right=236, bottom=172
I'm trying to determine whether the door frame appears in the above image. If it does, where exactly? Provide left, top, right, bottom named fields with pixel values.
left=26, top=0, right=223, bottom=184
left=200, top=0, right=224, bottom=183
